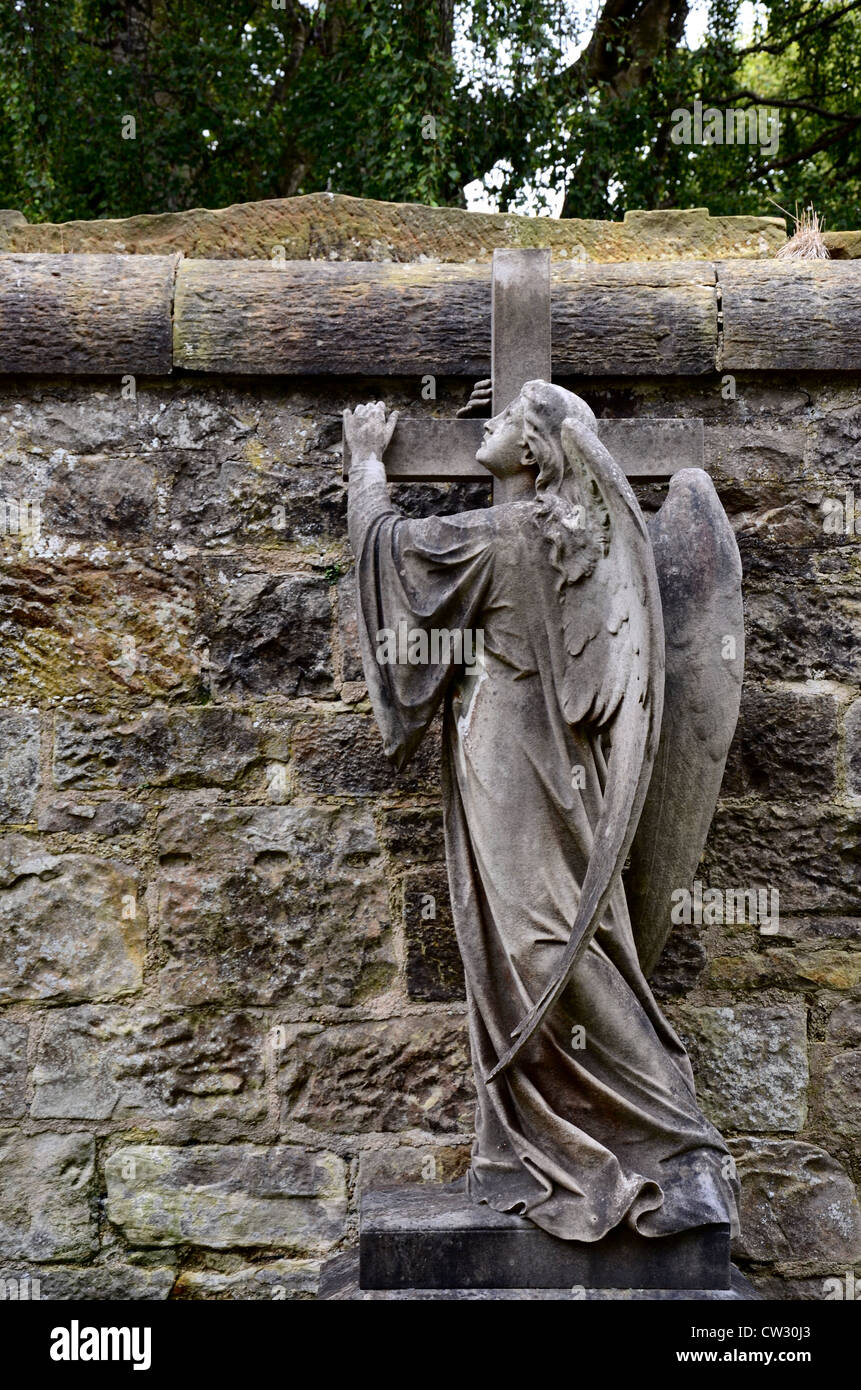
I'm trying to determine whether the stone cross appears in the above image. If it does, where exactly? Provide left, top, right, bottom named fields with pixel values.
left=342, top=247, right=704, bottom=500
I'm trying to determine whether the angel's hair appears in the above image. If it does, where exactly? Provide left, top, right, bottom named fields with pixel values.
left=519, top=379, right=597, bottom=496
left=519, top=380, right=601, bottom=593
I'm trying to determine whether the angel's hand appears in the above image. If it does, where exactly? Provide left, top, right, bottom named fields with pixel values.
left=343, top=401, right=399, bottom=467
left=456, top=378, right=493, bottom=418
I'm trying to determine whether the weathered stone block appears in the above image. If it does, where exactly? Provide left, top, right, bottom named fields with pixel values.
left=53, top=707, right=276, bottom=790
left=722, top=687, right=838, bottom=799
left=0, top=1021, right=27, bottom=1116
left=0, top=553, right=203, bottom=700
left=37, top=799, right=146, bottom=835
left=173, top=1259, right=320, bottom=1299
left=743, top=582, right=861, bottom=685
left=703, top=804, right=859, bottom=913
left=202, top=567, right=333, bottom=697
left=356, top=1145, right=471, bottom=1194
left=846, top=698, right=861, bottom=797
left=32, top=1006, right=267, bottom=1124
left=827, top=999, right=861, bottom=1045
left=821, top=1048, right=861, bottom=1137
left=0, top=840, right=145, bottom=1002
left=671, top=1003, right=808, bottom=1132
left=403, top=865, right=465, bottom=1002
left=336, top=571, right=363, bottom=683
left=0, top=1131, right=96, bottom=1260
left=290, top=713, right=439, bottom=795
left=705, top=948, right=861, bottom=993
left=0, top=452, right=159, bottom=542
left=156, top=804, right=392, bottom=1008
left=105, top=1145, right=346, bottom=1252
left=378, top=807, right=446, bottom=864
left=279, top=1015, right=473, bottom=1134
left=0, top=709, right=39, bottom=822
left=647, top=920, right=708, bottom=998
left=731, top=1139, right=861, bottom=1262
left=162, top=450, right=346, bottom=547
left=16, top=1262, right=176, bottom=1300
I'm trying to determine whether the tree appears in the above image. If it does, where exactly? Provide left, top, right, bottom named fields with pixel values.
left=0, top=0, right=859, bottom=226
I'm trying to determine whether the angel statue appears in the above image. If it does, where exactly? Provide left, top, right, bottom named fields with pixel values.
left=343, top=381, right=744, bottom=1245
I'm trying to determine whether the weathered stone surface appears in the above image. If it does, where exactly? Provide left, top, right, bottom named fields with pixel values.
left=731, top=1139, right=861, bottom=1262
left=0, top=553, right=204, bottom=701
left=0, top=1131, right=96, bottom=1260
left=722, top=687, right=838, bottom=799
left=336, top=571, right=363, bottom=683
left=0, top=253, right=176, bottom=374
left=173, top=1259, right=320, bottom=1299
left=0, top=451, right=158, bottom=542
left=175, top=258, right=718, bottom=377
left=0, top=840, right=145, bottom=1003
left=703, top=425, right=808, bottom=485
left=703, top=804, right=860, bottom=914
left=821, top=1049, right=861, bottom=1136
left=705, top=949, right=861, bottom=993
left=160, top=450, right=346, bottom=548
left=403, top=865, right=465, bottom=1002
left=743, top=582, right=861, bottom=685
left=0, top=1021, right=27, bottom=1116
left=32, top=1006, right=267, bottom=1124
left=0, top=196, right=785, bottom=262
left=279, top=1016, right=473, bottom=1134
left=827, top=1000, right=861, bottom=1045
left=156, top=803, right=392, bottom=1008
left=647, top=920, right=708, bottom=998
left=290, top=712, right=439, bottom=796
left=720, top=260, right=861, bottom=371
left=105, top=1145, right=346, bottom=1252
left=37, top=799, right=146, bottom=835
left=671, top=1004, right=808, bottom=1132
left=356, top=1145, right=471, bottom=1193
left=846, top=699, right=861, bottom=797
left=378, top=807, right=445, bottom=864
left=16, top=1262, right=176, bottom=1300
left=0, top=708, right=39, bottom=822
left=201, top=567, right=333, bottom=697
left=53, top=707, right=276, bottom=791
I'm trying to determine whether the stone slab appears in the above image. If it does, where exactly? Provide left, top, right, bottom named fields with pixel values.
left=359, top=1185, right=731, bottom=1291
left=320, top=1252, right=759, bottom=1301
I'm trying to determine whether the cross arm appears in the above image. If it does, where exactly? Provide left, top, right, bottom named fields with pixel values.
left=342, top=416, right=705, bottom=483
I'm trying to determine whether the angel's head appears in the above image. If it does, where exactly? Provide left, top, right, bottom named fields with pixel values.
left=475, top=380, right=597, bottom=495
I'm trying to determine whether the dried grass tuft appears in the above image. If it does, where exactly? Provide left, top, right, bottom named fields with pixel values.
left=774, top=202, right=830, bottom=260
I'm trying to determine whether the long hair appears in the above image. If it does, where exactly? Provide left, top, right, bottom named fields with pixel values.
left=519, top=380, right=605, bottom=591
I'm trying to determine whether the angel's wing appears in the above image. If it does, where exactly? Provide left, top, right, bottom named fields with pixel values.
left=487, top=416, right=665, bottom=1082
left=624, top=468, right=744, bottom=978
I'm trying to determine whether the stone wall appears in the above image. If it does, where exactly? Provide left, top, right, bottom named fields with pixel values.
left=0, top=250, right=858, bottom=1300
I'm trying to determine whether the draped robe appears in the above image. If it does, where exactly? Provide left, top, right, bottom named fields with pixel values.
left=349, top=454, right=740, bottom=1242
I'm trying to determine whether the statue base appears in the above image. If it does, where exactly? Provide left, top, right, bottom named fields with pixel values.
left=356, top=1183, right=732, bottom=1292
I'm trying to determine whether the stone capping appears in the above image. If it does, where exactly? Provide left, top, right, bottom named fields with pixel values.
left=3, top=253, right=861, bottom=376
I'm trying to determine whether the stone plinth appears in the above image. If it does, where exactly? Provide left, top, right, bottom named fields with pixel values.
left=358, top=1185, right=732, bottom=1292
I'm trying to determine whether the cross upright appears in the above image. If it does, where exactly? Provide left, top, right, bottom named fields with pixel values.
left=342, top=248, right=704, bottom=496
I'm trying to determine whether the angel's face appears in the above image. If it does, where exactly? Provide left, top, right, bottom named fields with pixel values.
left=475, top=399, right=529, bottom=478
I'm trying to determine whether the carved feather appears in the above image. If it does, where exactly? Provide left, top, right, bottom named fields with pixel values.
left=625, top=468, right=744, bottom=978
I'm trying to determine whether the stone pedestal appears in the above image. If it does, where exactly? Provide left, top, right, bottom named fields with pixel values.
left=357, top=1184, right=732, bottom=1292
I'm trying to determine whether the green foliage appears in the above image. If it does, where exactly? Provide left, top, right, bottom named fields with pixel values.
left=0, top=0, right=859, bottom=225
